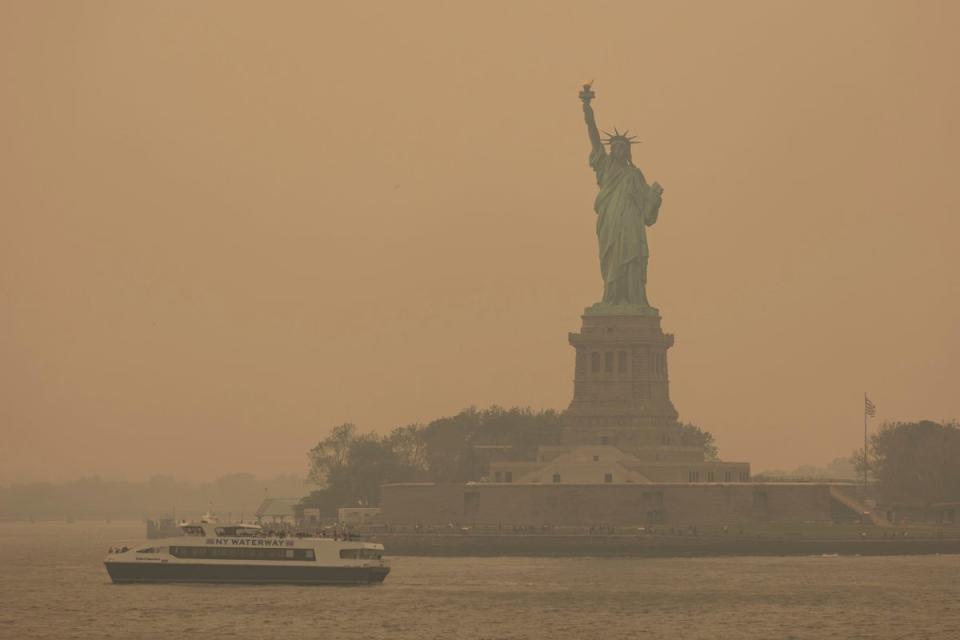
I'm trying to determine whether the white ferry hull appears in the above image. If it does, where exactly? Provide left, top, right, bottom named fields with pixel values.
left=105, top=561, right=389, bottom=585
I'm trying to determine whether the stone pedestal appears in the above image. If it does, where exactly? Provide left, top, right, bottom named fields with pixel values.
left=563, top=311, right=698, bottom=458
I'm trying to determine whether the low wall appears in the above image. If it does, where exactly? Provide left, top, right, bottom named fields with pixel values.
left=370, top=533, right=960, bottom=558
left=380, top=482, right=847, bottom=526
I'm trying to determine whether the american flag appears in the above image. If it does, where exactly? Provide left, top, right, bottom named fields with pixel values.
left=865, top=395, right=876, bottom=417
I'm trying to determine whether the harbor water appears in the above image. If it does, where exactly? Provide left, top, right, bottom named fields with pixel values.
left=1, top=520, right=958, bottom=639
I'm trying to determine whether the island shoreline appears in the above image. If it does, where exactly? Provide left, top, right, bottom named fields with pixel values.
left=372, top=533, right=960, bottom=558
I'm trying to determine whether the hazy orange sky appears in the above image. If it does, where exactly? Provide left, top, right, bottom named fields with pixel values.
left=2, top=0, right=958, bottom=483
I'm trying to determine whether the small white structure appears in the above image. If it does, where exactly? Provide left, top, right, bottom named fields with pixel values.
left=301, top=507, right=322, bottom=526
left=254, top=497, right=300, bottom=524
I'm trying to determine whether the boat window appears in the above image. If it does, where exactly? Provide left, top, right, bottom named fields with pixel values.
left=181, top=526, right=205, bottom=536
left=169, top=546, right=316, bottom=561
left=136, top=547, right=159, bottom=553
left=214, top=526, right=258, bottom=537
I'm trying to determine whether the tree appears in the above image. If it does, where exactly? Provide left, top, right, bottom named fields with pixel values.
left=304, top=425, right=421, bottom=512
left=419, top=406, right=563, bottom=481
left=420, top=408, right=483, bottom=482
left=853, top=420, right=960, bottom=502
left=330, top=433, right=419, bottom=504
left=678, top=422, right=719, bottom=461
left=387, top=424, right=428, bottom=472
left=307, top=423, right=356, bottom=485
left=302, top=406, right=565, bottom=512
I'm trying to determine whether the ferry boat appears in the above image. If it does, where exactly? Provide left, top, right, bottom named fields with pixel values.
left=105, top=521, right=389, bottom=585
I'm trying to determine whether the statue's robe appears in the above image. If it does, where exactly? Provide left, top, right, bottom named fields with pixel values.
left=590, top=147, right=662, bottom=306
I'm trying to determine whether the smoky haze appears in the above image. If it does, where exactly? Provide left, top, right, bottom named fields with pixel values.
left=1, top=0, right=958, bottom=483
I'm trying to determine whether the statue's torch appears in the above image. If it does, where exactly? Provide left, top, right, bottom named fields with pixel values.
left=578, top=81, right=595, bottom=104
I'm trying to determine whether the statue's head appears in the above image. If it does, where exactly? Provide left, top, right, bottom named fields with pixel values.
left=603, top=129, right=639, bottom=164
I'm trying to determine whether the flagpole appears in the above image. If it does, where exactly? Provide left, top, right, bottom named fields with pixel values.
left=863, top=392, right=868, bottom=489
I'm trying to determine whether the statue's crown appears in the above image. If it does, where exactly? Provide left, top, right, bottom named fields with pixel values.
left=602, top=128, right=640, bottom=146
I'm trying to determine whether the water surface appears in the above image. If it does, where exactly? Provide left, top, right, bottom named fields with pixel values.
left=1, top=521, right=957, bottom=639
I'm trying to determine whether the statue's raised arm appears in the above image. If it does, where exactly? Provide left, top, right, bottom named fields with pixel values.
left=579, top=83, right=603, bottom=153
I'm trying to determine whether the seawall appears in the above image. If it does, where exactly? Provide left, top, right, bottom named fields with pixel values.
left=373, top=533, right=960, bottom=558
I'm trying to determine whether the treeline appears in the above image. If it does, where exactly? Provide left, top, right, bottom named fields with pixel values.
left=302, top=405, right=716, bottom=514
left=855, top=420, right=960, bottom=503
left=0, top=473, right=307, bottom=520
left=756, top=457, right=857, bottom=481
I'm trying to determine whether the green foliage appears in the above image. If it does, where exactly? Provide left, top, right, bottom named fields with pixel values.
left=678, top=422, right=719, bottom=461
left=302, top=406, right=563, bottom=511
left=307, top=423, right=357, bottom=485
left=305, top=425, right=420, bottom=512
left=853, top=420, right=960, bottom=502
left=420, top=406, right=562, bottom=482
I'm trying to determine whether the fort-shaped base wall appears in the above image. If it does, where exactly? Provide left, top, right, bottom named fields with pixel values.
left=380, top=482, right=861, bottom=527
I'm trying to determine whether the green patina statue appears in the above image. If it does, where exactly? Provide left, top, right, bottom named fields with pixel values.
left=580, top=83, right=664, bottom=315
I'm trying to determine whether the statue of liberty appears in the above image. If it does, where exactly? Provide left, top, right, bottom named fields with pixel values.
left=579, top=84, right=664, bottom=313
